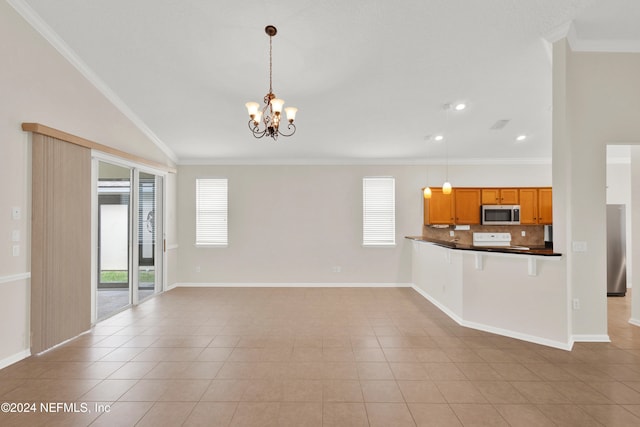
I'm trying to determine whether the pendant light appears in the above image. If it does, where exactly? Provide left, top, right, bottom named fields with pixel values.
left=442, top=105, right=452, bottom=194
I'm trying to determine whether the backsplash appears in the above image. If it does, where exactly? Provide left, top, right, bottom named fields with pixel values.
left=422, top=224, right=545, bottom=247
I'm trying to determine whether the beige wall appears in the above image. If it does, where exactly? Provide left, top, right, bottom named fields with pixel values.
left=176, top=163, right=551, bottom=285
left=0, top=1, right=176, bottom=365
left=553, top=40, right=640, bottom=339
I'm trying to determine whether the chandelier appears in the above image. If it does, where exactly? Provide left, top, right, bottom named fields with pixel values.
left=245, top=25, right=298, bottom=141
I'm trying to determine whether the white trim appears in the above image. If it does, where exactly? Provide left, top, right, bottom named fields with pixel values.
left=629, top=318, right=640, bottom=327
left=0, top=349, right=31, bottom=370
left=0, top=272, right=31, bottom=284
left=411, top=285, right=573, bottom=350
left=7, top=0, right=178, bottom=163
left=36, top=329, right=91, bottom=355
left=178, top=157, right=553, bottom=166
left=570, top=334, right=611, bottom=343
left=411, top=284, right=465, bottom=325
left=172, top=282, right=413, bottom=288
left=92, top=151, right=168, bottom=177
left=166, top=244, right=179, bottom=250
left=569, top=38, right=640, bottom=53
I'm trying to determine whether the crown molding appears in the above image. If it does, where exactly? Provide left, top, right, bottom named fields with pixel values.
left=7, top=0, right=178, bottom=163
left=177, top=157, right=552, bottom=166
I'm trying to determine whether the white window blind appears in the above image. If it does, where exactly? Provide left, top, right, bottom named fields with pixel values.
left=196, top=178, right=228, bottom=245
left=363, top=177, right=395, bottom=246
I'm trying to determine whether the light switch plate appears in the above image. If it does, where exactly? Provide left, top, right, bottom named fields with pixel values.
left=12, top=207, right=21, bottom=220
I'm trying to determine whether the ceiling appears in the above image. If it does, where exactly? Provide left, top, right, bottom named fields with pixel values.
left=12, top=0, right=640, bottom=164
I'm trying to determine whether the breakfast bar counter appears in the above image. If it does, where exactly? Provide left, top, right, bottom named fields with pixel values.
left=407, top=237, right=569, bottom=349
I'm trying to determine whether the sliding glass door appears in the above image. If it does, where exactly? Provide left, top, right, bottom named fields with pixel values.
left=94, top=160, right=164, bottom=321
left=137, top=172, right=163, bottom=303
left=97, top=162, right=131, bottom=320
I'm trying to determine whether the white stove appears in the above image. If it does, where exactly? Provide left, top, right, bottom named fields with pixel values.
left=472, top=232, right=512, bottom=247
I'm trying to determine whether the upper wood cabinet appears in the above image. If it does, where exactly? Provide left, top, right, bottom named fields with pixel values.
left=424, top=187, right=551, bottom=226
left=481, top=188, right=519, bottom=205
left=519, top=187, right=553, bottom=225
left=538, top=187, right=553, bottom=225
left=519, top=188, right=539, bottom=224
left=454, top=188, right=481, bottom=225
left=424, top=188, right=454, bottom=225
left=424, top=188, right=481, bottom=225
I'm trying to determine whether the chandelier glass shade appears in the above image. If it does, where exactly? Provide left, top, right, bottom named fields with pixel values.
left=246, top=26, right=298, bottom=141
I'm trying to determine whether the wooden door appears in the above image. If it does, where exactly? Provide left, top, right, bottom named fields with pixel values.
left=454, top=188, right=481, bottom=224
left=500, top=189, right=519, bottom=204
left=424, top=188, right=454, bottom=225
left=519, top=188, right=538, bottom=224
left=481, top=189, right=500, bottom=205
left=538, top=188, right=553, bottom=224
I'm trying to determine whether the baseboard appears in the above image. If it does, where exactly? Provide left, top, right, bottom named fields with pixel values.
left=172, top=282, right=413, bottom=288
left=410, top=285, right=465, bottom=325
left=628, top=318, right=640, bottom=327
left=570, top=334, right=611, bottom=344
left=0, top=349, right=31, bottom=370
left=411, top=285, right=573, bottom=351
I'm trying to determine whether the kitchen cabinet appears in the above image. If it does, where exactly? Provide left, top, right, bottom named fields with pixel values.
left=481, top=188, right=519, bottom=205
left=424, top=188, right=454, bottom=225
left=454, top=188, right=481, bottom=224
left=425, top=187, right=550, bottom=226
left=519, top=188, right=538, bottom=224
left=519, top=188, right=552, bottom=224
left=538, top=187, right=553, bottom=225
left=424, top=188, right=481, bottom=225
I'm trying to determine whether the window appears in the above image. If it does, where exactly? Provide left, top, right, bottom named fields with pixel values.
left=363, top=177, right=395, bottom=246
left=196, top=178, right=228, bottom=245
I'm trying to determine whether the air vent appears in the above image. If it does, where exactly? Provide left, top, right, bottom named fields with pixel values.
left=490, top=119, right=510, bottom=130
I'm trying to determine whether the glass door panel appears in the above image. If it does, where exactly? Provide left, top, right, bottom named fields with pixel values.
left=138, top=172, right=162, bottom=301
left=97, top=161, right=131, bottom=320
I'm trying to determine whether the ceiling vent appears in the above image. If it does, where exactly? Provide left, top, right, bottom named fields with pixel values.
left=490, top=119, right=510, bottom=130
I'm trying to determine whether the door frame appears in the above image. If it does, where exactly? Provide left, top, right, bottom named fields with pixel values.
left=91, top=152, right=167, bottom=324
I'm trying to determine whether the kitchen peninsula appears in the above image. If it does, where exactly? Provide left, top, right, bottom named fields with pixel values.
left=406, top=234, right=568, bottom=350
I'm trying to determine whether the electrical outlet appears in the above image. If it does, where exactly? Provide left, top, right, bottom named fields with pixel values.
left=332, top=266, right=342, bottom=273
left=572, top=298, right=580, bottom=310
left=521, top=230, right=526, bottom=237
left=195, top=266, right=201, bottom=273
left=12, top=207, right=21, bottom=220
left=12, top=245, right=20, bottom=257
left=449, top=230, right=455, bottom=237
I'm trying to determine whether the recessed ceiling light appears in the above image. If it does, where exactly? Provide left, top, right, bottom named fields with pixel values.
left=516, top=135, right=527, bottom=142
left=454, top=103, right=466, bottom=111
left=434, top=135, right=444, bottom=142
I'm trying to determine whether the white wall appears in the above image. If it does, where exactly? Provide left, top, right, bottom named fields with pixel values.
left=176, top=163, right=551, bottom=285
left=0, top=1, right=175, bottom=366
left=553, top=40, right=640, bottom=339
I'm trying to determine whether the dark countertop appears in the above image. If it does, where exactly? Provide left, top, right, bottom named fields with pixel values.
left=405, top=236, right=562, bottom=257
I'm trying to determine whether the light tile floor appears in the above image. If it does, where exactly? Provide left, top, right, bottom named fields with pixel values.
left=0, top=287, right=639, bottom=426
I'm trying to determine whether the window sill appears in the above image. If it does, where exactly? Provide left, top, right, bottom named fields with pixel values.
left=194, top=243, right=228, bottom=248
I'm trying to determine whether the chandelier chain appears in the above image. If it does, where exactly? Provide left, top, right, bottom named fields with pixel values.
left=269, top=34, right=273, bottom=94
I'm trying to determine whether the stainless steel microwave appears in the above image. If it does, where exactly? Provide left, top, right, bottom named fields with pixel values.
left=481, top=205, right=520, bottom=225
